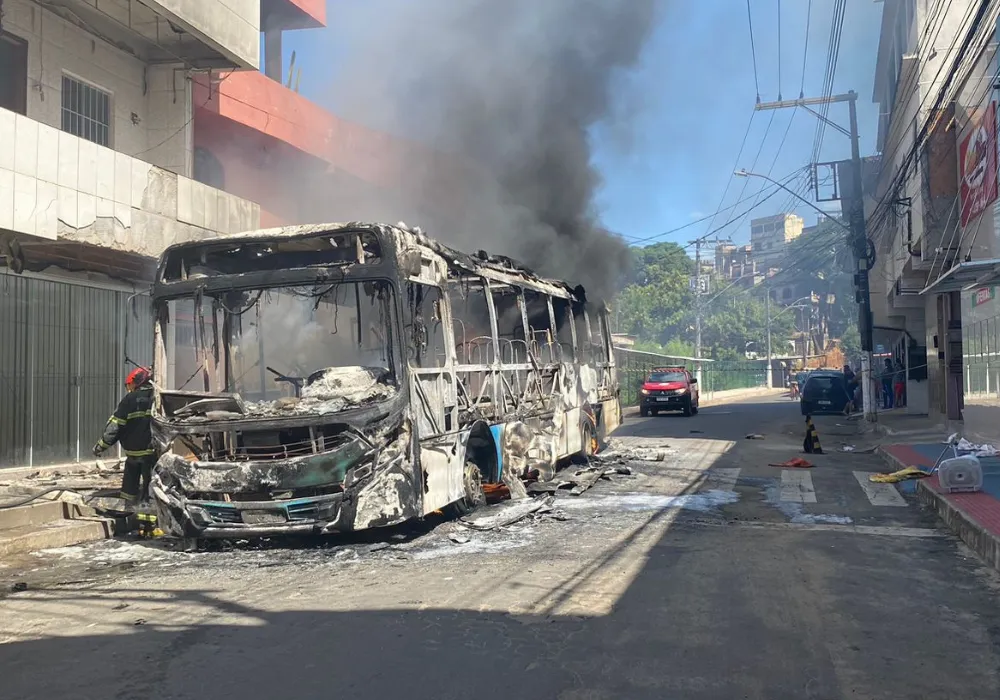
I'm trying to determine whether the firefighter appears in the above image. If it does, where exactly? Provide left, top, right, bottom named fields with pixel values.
left=93, top=367, right=156, bottom=503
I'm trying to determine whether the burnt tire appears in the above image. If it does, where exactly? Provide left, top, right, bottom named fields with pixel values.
left=444, top=461, right=487, bottom=517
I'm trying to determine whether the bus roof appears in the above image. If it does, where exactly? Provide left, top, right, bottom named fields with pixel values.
left=157, top=221, right=597, bottom=304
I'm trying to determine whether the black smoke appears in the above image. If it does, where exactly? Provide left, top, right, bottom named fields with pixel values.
left=330, top=0, right=659, bottom=299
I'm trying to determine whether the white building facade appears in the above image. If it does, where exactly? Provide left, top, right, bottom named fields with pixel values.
left=0, top=0, right=262, bottom=468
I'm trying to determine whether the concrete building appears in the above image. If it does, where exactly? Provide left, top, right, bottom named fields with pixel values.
left=0, top=0, right=480, bottom=470
left=714, top=242, right=758, bottom=287
left=749, top=213, right=804, bottom=270
left=190, top=0, right=472, bottom=231
left=869, top=0, right=1000, bottom=440
left=0, top=0, right=264, bottom=468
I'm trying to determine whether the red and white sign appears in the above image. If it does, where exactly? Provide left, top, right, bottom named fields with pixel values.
left=959, top=101, right=998, bottom=228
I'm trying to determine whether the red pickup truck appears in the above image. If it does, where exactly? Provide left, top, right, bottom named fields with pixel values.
left=638, top=366, right=699, bottom=417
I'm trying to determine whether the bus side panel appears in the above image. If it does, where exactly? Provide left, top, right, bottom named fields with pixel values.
left=420, top=438, right=466, bottom=514
left=602, top=396, right=621, bottom=436
left=561, top=404, right=583, bottom=458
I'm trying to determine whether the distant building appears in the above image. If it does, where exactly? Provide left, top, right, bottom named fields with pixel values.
left=750, top=213, right=804, bottom=269
left=715, top=242, right=754, bottom=281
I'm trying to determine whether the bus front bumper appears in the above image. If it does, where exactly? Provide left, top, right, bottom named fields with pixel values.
left=150, top=488, right=350, bottom=538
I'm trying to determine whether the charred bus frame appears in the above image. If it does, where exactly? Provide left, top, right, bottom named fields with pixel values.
left=147, top=222, right=620, bottom=539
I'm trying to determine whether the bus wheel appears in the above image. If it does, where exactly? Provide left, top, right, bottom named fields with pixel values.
left=446, top=461, right=487, bottom=517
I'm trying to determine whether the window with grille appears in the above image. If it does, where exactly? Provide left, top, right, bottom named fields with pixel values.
left=61, top=75, right=111, bottom=146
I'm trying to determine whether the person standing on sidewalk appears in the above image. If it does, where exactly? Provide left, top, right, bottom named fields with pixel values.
left=893, top=359, right=906, bottom=408
left=93, top=367, right=157, bottom=504
left=881, top=358, right=895, bottom=409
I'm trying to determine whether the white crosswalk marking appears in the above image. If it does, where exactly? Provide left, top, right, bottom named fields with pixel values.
left=853, top=471, right=908, bottom=507
left=780, top=470, right=816, bottom=503
left=709, top=468, right=741, bottom=492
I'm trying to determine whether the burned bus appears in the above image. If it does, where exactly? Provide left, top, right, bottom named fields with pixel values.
left=147, top=222, right=620, bottom=539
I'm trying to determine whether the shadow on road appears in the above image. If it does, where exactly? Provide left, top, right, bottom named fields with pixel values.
left=1, top=398, right=998, bottom=699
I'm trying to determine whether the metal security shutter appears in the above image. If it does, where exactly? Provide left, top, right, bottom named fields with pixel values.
left=0, top=275, right=155, bottom=469
left=0, top=274, right=32, bottom=468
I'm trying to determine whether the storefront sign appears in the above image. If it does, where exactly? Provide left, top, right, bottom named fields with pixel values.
left=959, top=101, right=998, bottom=227
left=973, top=286, right=996, bottom=307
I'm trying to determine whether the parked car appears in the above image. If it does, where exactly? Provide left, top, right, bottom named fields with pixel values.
left=639, top=367, right=699, bottom=417
left=800, top=370, right=852, bottom=415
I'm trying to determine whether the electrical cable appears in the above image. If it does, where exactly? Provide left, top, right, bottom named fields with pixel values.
left=621, top=163, right=803, bottom=245
left=777, top=0, right=783, bottom=100
left=748, top=0, right=761, bottom=102
left=866, top=0, right=989, bottom=243
left=800, top=0, right=812, bottom=98
left=0, top=488, right=91, bottom=510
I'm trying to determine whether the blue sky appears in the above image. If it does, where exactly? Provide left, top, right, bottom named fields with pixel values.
left=276, top=0, right=883, bottom=249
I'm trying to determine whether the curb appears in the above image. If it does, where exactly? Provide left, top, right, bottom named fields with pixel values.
left=0, top=518, right=115, bottom=557
left=878, top=445, right=1000, bottom=572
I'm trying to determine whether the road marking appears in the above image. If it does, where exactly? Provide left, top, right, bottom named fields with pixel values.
left=853, top=471, right=908, bottom=507
left=780, top=470, right=816, bottom=503
left=708, top=468, right=740, bottom=491
left=690, top=520, right=944, bottom=538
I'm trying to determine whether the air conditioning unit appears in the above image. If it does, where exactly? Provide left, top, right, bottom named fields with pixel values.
left=938, top=455, right=983, bottom=493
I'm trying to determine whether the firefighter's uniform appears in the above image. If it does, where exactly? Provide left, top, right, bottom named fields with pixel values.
left=94, top=373, right=156, bottom=502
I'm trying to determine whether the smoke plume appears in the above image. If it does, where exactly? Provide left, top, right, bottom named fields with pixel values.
left=328, top=0, right=659, bottom=299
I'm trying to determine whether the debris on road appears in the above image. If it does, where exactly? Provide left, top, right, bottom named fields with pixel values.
left=527, top=463, right=636, bottom=496
left=842, top=445, right=856, bottom=452
left=448, top=533, right=471, bottom=544
left=955, top=438, right=999, bottom=458
left=769, top=458, right=814, bottom=469
left=458, top=496, right=555, bottom=531
left=745, top=434, right=765, bottom=440
left=869, top=467, right=931, bottom=483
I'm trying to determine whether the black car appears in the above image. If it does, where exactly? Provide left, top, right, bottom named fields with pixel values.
left=800, top=371, right=852, bottom=415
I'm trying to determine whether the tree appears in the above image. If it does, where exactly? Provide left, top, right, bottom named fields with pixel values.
left=615, top=241, right=693, bottom=344
left=614, top=240, right=798, bottom=359
left=840, top=322, right=861, bottom=365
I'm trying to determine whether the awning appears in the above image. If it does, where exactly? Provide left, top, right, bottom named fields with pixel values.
left=920, top=259, right=1000, bottom=295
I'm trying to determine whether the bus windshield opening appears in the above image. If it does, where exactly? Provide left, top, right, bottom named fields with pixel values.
left=159, top=281, right=397, bottom=419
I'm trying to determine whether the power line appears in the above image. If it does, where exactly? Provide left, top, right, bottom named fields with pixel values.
left=812, top=0, right=846, bottom=163
left=777, top=0, right=783, bottom=100
left=620, top=164, right=803, bottom=246
left=747, top=0, right=761, bottom=102
left=700, top=112, right=757, bottom=238
left=800, top=0, right=812, bottom=98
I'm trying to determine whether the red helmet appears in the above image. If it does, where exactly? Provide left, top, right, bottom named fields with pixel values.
left=126, top=367, right=150, bottom=390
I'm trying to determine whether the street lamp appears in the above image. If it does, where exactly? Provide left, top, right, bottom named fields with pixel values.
left=763, top=294, right=814, bottom=389
left=734, top=169, right=850, bottom=232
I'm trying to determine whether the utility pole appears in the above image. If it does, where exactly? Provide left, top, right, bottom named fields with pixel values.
left=754, top=91, right=875, bottom=421
left=765, top=292, right=772, bottom=389
left=693, top=238, right=703, bottom=387
left=800, top=306, right=808, bottom=368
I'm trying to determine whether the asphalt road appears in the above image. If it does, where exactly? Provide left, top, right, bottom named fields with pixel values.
left=2, top=395, right=1000, bottom=699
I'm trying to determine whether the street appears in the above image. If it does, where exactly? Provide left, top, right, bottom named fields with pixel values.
left=2, top=394, right=999, bottom=700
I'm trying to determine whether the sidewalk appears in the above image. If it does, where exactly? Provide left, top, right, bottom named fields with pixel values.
left=878, top=417, right=1000, bottom=571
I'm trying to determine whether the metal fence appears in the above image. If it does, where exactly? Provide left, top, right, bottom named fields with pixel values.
left=614, top=347, right=767, bottom=407
left=0, top=273, right=152, bottom=469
